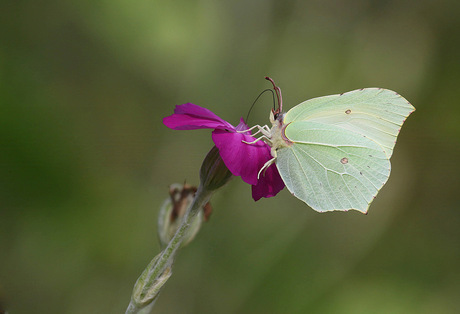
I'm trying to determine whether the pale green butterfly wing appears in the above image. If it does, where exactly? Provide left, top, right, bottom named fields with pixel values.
left=283, top=88, right=415, bottom=158
left=276, top=121, right=390, bottom=213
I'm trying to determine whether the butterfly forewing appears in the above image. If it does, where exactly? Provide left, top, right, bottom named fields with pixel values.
left=283, top=88, right=414, bottom=158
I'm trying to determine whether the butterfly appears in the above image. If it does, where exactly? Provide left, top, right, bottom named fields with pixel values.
left=252, top=77, right=415, bottom=213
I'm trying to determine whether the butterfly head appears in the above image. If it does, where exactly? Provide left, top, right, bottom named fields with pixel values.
left=269, top=108, right=285, bottom=126
left=272, top=106, right=282, bottom=119
left=265, top=76, right=284, bottom=125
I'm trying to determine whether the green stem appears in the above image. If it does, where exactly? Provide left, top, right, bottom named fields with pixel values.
left=126, top=185, right=213, bottom=314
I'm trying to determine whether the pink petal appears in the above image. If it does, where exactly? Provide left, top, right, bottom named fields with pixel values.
left=212, top=127, right=267, bottom=186
left=163, top=103, right=234, bottom=130
left=235, top=118, right=285, bottom=200
left=212, top=119, right=276, bottom=188
left=251, top=163, right=285, bottom=201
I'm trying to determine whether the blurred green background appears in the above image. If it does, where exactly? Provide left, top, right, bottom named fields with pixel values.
left=1, top=0, right=459, bottom=313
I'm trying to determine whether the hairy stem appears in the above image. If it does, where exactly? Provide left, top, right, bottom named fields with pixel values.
left=126, top=185, right=213, bottom=313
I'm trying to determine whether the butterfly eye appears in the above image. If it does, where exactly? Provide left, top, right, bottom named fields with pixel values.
left=274, top=113, right=279, bottom=120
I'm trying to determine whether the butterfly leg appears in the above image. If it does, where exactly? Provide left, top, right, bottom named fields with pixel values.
left=236, top=125, right=259, bottom=133
left=241, top=125, right=272, bottom=144
left=257, top=156, right=276, bottom=179
left=249, top=127, right=270, bottom=138
left=236, top=125, right=270, bottom=136
left=242, top=135, right=272, bottom=145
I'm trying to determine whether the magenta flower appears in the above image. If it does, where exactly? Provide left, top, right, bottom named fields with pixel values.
left=163, top=103, right=285, bottom=200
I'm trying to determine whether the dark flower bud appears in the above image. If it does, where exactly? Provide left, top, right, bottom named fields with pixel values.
left=199, top=146, right=233, bottom=191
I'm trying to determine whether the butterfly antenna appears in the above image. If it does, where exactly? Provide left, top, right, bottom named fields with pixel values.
left=265, top=76, right=283, bottom=113
left=246, top=88, right=275, bottom=124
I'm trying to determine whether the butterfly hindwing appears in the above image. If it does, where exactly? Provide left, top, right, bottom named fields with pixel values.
left=276, top=121, right=390, bottom=213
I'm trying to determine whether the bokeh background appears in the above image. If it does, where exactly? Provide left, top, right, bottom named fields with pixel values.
left=1, top=1, right=459, bottom=313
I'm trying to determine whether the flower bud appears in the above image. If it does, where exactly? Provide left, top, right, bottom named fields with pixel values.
left=157, top=183, right=212, bottom=248
left=200, top=146, right=233, bottom=191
